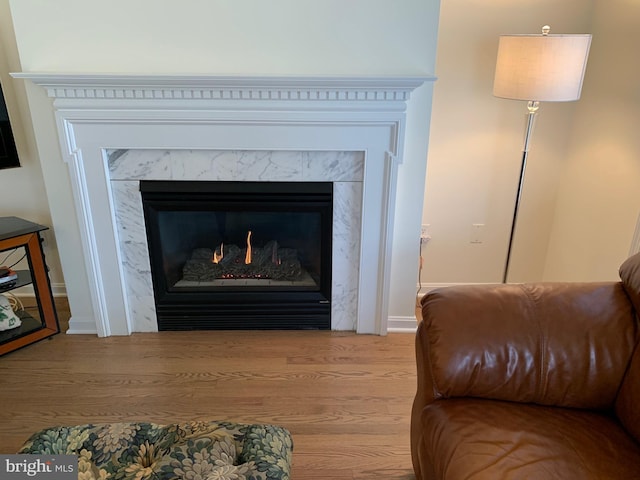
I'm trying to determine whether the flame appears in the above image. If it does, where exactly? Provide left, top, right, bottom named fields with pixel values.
left=245, top=230, right=252, bottom=264
left=212, top=243, right=224, bottom=264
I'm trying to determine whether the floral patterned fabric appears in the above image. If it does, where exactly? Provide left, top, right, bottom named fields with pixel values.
left=18, top=421, right=293, bottom=480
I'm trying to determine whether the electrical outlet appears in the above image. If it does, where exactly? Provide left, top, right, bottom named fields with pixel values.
left=420, top=224, right=431, bottom=244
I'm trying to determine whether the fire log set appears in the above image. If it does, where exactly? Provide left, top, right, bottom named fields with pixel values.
left=182, top=230, right=305, bottom=282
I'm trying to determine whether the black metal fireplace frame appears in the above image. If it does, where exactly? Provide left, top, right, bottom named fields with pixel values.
left=140, top=180, right=332, bottom=330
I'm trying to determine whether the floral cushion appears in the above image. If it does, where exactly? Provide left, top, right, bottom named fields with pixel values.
left=18, top=421, right=293, bottom=480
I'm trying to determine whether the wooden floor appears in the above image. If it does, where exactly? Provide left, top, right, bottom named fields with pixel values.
left=0, top=300, right=419, bottom=479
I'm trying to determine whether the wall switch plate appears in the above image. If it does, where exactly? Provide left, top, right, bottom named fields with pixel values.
left=470, top=223, right=484, bottom=243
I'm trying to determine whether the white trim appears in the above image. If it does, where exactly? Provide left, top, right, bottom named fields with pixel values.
left=416, top=282, right=497, bottom=297
left=416, top=283, right=456, bottom=297
left=11, top=73, right=432, bottom=104
left=11, top=283, right=67, bottom=297
left=387, top=316, right=418, bottom=333
left=65, top=316, right=98, bottom=335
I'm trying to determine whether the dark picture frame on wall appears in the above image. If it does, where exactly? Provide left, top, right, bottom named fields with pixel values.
left=0, top=83, right=20, bottom=170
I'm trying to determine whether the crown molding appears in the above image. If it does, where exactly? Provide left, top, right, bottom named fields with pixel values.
left=11, top=73, right=434, bottom=103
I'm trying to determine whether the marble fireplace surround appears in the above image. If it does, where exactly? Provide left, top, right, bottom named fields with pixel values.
left=17, top=74, right=428, bottom=336
left=109, top=149, right=363, bottom=332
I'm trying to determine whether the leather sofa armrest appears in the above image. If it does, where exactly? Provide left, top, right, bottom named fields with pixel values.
left=620, top=252, right=640, bottom=313
left=414, top=282, right=636, bottom=410
left=411, top=315, right=440, bottom=477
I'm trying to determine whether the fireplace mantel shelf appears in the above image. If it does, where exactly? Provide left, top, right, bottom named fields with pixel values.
left=12, top=73, right=434, bottom=103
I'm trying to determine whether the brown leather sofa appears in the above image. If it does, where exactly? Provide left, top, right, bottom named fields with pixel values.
left=411, top=253, right=640, bottom=479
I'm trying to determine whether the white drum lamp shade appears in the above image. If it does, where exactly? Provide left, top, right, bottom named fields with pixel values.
left=493, top=34, right=592, bottom=102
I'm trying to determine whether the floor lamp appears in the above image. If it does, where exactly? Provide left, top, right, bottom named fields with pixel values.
left=493, top=26, right=591, bottom=283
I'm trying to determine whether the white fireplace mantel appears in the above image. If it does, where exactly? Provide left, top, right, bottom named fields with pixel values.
left=13, top=73, right=433, bottom=336
left=13, top=73, right=427, bottom=104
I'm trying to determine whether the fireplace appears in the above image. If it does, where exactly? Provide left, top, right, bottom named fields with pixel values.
left=140, top=180, right=332, bottom=329
left=15, top=74, right=433, bottom=335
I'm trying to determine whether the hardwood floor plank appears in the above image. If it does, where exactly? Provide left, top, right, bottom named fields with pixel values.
left=0, top=305, right=418, bottom=479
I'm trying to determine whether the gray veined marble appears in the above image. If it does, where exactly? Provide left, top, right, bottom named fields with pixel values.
left=110, top=149, right=364, bottom=331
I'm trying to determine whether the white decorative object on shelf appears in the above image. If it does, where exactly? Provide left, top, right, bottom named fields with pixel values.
left=0, top=293, right=21, bottom=331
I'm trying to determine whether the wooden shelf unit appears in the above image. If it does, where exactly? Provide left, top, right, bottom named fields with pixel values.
left=0, top=216, right=60, bottom=356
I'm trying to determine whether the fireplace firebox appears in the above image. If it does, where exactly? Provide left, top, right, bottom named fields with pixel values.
left=140, top=180, right=332, bottom=330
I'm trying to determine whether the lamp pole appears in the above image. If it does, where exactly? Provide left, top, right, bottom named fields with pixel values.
left=502, top=100, right=538, bottom=283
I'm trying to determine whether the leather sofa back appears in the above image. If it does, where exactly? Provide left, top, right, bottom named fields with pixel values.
left=420, top=281, right=637, bottom=410
left=615, top=252, right=640, bottom=443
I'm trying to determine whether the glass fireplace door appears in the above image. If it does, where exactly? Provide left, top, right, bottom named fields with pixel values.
left=141, top=181, right=332, bottom=330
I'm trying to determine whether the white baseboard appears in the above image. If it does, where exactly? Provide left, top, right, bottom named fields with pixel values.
left=9, top=282, right=67, bottom=297
left=416, top=282, right=496, bottom=298
left=415, top=283, right=458, bottom=298
left=387, top=316, right=418, bottom=333
left=66, top=316, right=98, bottom=335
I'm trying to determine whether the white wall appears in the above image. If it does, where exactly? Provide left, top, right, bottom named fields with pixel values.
left=10, top=0, right=440, bottom=75
left=0, top=0, right=64, bottom=289
left=422, top=0, right=593, bottom=285
left=543, top=0, right=640, bottom=280
left=8, top=0, right=441, bottom=326
left=421, top=0, right=639, bottom=286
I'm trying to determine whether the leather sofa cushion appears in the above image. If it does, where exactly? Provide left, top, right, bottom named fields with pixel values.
left=418, top=398, right=640, bottom=479
left=420, top=282, right=636, bottom=409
